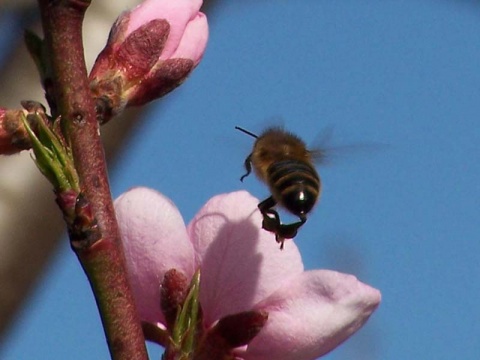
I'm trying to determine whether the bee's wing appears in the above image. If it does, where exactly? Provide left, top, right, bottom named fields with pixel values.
left=310, top=144, right=389, bottom=165
left=309, top=126, right=389, bottom=166
left=309, top=148, right=330, bottom=164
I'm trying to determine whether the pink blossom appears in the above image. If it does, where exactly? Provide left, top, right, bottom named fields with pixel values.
left=90, top=0, right=208, bottom=119
left=115, top=188, right=381, bottom=359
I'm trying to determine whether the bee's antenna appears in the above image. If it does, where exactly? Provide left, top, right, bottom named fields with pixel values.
left=235, top=126, right=258, bottom=139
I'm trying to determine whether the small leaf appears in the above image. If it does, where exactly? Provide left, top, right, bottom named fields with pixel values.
left=24, top=30, right=47, bottom=84
left=21, top=112, right=79, bottom=192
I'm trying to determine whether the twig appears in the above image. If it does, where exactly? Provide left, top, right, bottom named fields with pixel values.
left=36, top=0, right=148, bottom=358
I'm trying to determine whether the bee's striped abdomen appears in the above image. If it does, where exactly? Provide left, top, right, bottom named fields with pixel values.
left=267, top=159, right=320, bottom=216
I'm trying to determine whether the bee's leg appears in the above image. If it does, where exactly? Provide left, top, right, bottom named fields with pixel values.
left=258, top=196, right=279, bottom=230
left=261, top=209, right=280, bottom=233
left=276, top=215, right=307, bottom=240
left=258, top=197, right=307, bottom=249
left=258, top=197, right=286, bottom=249
left=259, top=198, right=307, bottom=249
left=258, top=196, right=277, bottom=216
left=240, top=154, right=253, bottom=182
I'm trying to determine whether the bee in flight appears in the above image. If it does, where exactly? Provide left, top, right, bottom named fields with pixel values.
left=235, top=126, right=322, bottom=249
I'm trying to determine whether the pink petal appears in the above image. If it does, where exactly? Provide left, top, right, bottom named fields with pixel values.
left=127, top=0, right=204, bottom=59
left=163, top=13, right=208, bottom=64
left=240, top=270, right=381, bottom=360
left=187, top=191, right=304, bottom=327
left=115, top=187, right=195, bottom=327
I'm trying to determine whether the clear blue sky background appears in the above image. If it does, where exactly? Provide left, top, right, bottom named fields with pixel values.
left=1, top=0, right=480, bottom=359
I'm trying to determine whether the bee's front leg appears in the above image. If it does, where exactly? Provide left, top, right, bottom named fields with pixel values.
left=240, top=154, right=253, bottom=182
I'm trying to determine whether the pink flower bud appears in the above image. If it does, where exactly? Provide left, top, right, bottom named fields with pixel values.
left=90, top=0, right=208, bottom=120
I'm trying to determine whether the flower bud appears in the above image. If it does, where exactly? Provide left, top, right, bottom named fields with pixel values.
left=70, top=193, right=101, bottom=248
left=0, top=107, right=31, bottom=155
left=55, top=189, right=80, bottom=220
left=160, top=268, right=190, bottom=330
left=90, top=0, right=208, bottom=121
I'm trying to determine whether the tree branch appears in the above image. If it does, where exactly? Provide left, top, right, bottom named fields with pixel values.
left=36, top=0, right=148, bottom=358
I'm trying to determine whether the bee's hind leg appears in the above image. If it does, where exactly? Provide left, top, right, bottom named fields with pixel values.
left=275, top=215, right=307, bottom=249
left=258, top=196, right=280, bottom=232
left=258, top=197, right=307, bottom=249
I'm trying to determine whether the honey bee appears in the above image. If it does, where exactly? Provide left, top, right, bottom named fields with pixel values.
left=236, top=126, right=322, bottom=249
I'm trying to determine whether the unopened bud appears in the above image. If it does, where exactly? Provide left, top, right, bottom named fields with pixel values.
left=69, top=194, right=101, bottom=248
left=55, top=189, right=80, bottom=221
left=0, top=107, right=31, bottom=154
left=160, top=268, right=189, bottom=330
left=90, top=0, right=208, bottom=122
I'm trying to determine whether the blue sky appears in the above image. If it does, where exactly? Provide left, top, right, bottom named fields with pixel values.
left=2, top=0, right=480, bottom=359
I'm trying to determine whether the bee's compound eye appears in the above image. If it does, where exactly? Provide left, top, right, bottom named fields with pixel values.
left=283, top=189, right=316, bottom=216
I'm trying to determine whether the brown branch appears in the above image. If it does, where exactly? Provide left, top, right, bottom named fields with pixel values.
left=36, top=0, right=148, bottom=359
